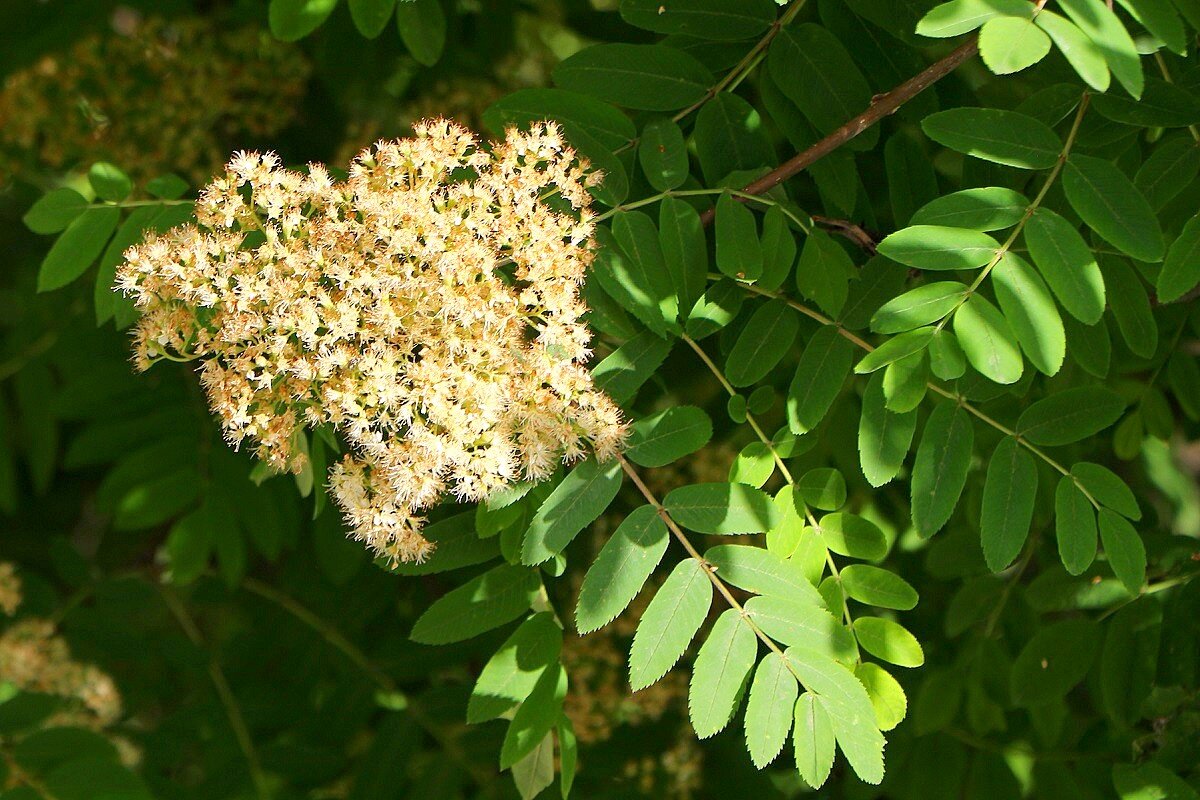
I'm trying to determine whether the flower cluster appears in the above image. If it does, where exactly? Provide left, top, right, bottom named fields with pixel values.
left=117, top=120, right=627, bottom=563
left=0, top=563, right=128, bottom=748
left=0, top=15, right=309, bottom=183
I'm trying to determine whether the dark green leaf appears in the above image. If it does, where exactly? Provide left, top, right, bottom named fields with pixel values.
left=395, top=0, right=446, bottom=65
left=664, top=482, right=780, bottom=534
left=715, top=192, right=762, bottom=281
left=349, top=0, right=397, bottom=37
left=626, top=406, right=713, bottom=468
left=795, top=228, right=853, bottom=317
left=1063, top=155, right=1164, bottom=263
left=269, top=0, right=338, bottom=41
left=1157, top=215, right=1200, bottom=303
left=592, top=330, right=673, bottom=404
left=23, top=188, right=88, bottom=234
left=922, top=107, right=1062, bottom=169
left=980, top=437, right=1037, bottom=572
left=858, top=371, right=918, bottom=487
left=1010, top=619, right=1101, bottom=705
left=911, top=403, right=974, bottom=538
left=1055, top=476, right=1098, bottom=575
left=694, top=93, right=774, bottom=184
left=638, top=117, right=689, bottom=191
left=726, top=299, right=800, bottom=387
left=788, top=326, right=854, bottom=433
left=38, top=206, right=120, bottom=292
left=1098, top=508, right=1145, bottom=593
left=1016, top=386, right=1125, bottom=445
left=620, top=0, right=776, bottom=40
left=1024, top=208, right=1106, bottom=324
left=468, top=613, right=562, bottom=723
left=553, top=44, right=714, bottom=112
left=410, top=564, right=541, bottom=645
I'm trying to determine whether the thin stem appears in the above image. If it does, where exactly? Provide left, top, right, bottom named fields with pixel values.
left=679, top=334, right=858, bottom=636
left=617, top=455, right=810, bottom=685
left=157, top=584, right=271, bottom=800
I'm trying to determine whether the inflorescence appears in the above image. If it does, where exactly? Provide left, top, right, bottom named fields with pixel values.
left=116, top=120, right=627, bottom=564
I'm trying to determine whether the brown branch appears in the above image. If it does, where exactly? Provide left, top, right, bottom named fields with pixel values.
left=699, top=37, right=980, bottom=226
left=812, top=214, right=879, bottom=254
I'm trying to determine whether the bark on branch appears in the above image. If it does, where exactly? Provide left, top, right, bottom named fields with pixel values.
left=699, top=37, right=980, bottom=226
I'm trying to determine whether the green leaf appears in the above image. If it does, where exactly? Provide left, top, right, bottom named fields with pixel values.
left=1135, top=136, right=1200, bottom=211
left=1094, top=78, right=1200, bottom=128
left=876, top=225, right=999, bottom=270
left=818, top=512, right=888, bottom=561
left=386, top=513, right=500, bottom=575
left=910, top=187, right=1029, bottom=231
left=165, top=508, right=214, bottom=585
left=1117, top=0, right=1187, bottom=53
left=1157, top=215, right=1200, bottom=303
left=1057, top=0, right=1143, bottom=97
left=928, top=328, right=967, bottom=379
left=858, top=371, right=918, bottom=488
left=797, top=468, right=846, bottom=511
left=626, top=407, right=713, bottom=468
left=395, top=0, right=446, bottom=65
left=715, top=192, right=762, bottom=281
left=483, top=89, right=636, bottom=152
left=500, top=664, right=567, bottom=769
left=726, top=300, right=800, bottom=387
left=664, top=482, right=780, bottom=534
left=694, top=93, right=774, bottom=184
left=592, top=330, right=673, bottom=404
left=1010, top=619, right=1101, bottom=706
left=1034, top=11, right=1110, bottom=91
left=553, top=44, right=713, bottom=112
left=1072, top=462, right=1141, bottom=520
left=1098, top=508, right=1145, bottom=594
left=521, top=458, right=623, bottom=565
left=784, top=648, right=885, bottom=785
left=1065, top=315, right=1111, bottom=378
left=745, top=652, right=799, bottom=768
left=885, top=134, right=939, bottom=227
left=37, top=206, right=120, bottom=292
left=980, top=437, right=1038, bottom=572
left=922, top=107, right=1062, bottom=169
left=1063, top=155, right=1164, bottom=263
left=953, top=294, right=1023, bottom=384
left=1023, top=208, right=1106, bottom=324
left=882, top=350, right=928, bottom=413
left=857, top=329, right=936, bottom=377
left=854, top=617, right=924, bottom=668
left=841, top=565, right=918, bottom=611
left=410, top=564, right=541, bottom=645
left=638, top=117, right=689, bottom=191
left=704, top=544, right=825, bottom=606
left=620, top=0, right=776, bottom=40
left=916, top=0, right=1034, bottom=37
left=348, top=0, right=396, bottom=36
left=512, top=731, right=554, bottom=800
left=1055, top=476, right=1098, bottom=575
left=1101, top=256, right=1157, bottom=359
left=1016, top=386, right=1125, bottom=446
left=87, top=162, right=131, bottom=202
left=870, top=282, right=969, bottom=334
left=629, top=559, right=713, bottom=690
left=611, top=211, right=679, bottom=331
left=788, top=326, right=854, bottom=433
left=855, top=662, right=907, bottom=731
left=659, top=197, right=708, bottom=316
left=558, top=715, right=577, bottom=798
left=992, top=252, right=1065, bottom=375
left=24, top=188, right=88, bottom=234
left=759, top=206, right=797, bottom=291
left=269, top=0, right=338, bottom=41
left=730, top=442, right=775, bottom=488
left=840, top=255, right=908, bottom=330
left=796, top=228, right=853, bottom=317
left=979, top=15, right=1051, bottom=74
left=768, top=25, right=877, bottom=151
left=468, top=613, right=562, bottom=723
left=793, top=692, right=836, bottom=789
left=744, top=596, right=856, bottom=661
left=1112, top=762, right=1200, bottom=800
left=575, top=505, right=669, bottom=634
left=689, top=608, right=757, bottom=738
left=911, top=403, right=974, bottom=538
